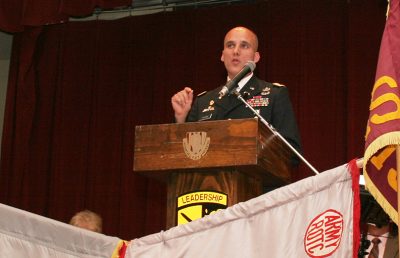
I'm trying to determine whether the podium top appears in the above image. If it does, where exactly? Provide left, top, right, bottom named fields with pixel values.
left=133, top=118, right=292, bottom=184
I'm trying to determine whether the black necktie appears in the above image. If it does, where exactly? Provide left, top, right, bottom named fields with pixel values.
left=368, top=237, right=381, bottom=258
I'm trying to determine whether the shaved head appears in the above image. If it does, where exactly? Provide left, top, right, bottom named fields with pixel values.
left=221, top=26, right=260, bottom=78
left=224, top=27, right=259, bottom=51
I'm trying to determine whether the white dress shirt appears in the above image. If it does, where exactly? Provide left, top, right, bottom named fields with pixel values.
left=365, top=232, right=389, bottom=258
left=226, top=73, right=253, bottom=92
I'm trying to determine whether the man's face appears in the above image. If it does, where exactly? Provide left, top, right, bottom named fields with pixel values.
left=221, top=27, right=260, bottom=79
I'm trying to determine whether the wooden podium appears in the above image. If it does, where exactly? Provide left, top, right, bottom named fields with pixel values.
left=133, top=118, right=293, bottom=229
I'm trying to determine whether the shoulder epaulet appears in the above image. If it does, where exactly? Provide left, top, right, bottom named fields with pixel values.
left=272, top=82, right=286, bottom=87
left=197, top=91, right=207, bottom=97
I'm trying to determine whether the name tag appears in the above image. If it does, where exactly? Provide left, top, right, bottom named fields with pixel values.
left=199, top=113, right=213, bottom=121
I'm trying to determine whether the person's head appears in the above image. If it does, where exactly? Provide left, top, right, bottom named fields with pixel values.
left=367, top=220, right=398, bottom=237
left=69, top=210, right=103, bottom=233
left=221, top=26, right=260, bottom=79
left=367, top=223, right=390, bottom=237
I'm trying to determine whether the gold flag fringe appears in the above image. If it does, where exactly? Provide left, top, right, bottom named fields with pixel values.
left=363, top=131, right=400, bottom=225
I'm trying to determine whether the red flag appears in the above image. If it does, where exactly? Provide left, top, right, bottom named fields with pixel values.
left=364, top=0, right=400, bottom=224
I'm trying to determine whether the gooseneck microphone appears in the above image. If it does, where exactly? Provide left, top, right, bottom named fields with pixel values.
left=218, top=61, right=256, bottom=98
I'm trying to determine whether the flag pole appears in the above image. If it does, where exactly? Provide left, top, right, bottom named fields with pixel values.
left=397, top=145, right=400, bottom=253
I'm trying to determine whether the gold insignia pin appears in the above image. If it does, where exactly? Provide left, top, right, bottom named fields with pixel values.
left=261, top=87, right=271, bottom=95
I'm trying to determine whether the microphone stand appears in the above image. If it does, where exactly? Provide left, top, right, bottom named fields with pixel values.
left=230, top=88, right=320, bottom=175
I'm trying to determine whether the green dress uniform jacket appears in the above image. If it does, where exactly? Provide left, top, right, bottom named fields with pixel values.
left=186, top=75, right=302, bottom=160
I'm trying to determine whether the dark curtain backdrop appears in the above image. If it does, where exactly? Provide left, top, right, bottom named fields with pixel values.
left=0, top=0, right=387, bottom=240
left=0, top=0, right=131, bottom=32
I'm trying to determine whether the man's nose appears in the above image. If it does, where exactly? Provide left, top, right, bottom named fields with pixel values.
left=233, top=46, right=240, bottom=55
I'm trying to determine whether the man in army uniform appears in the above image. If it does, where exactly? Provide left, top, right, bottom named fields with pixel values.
left=171, top=26, right=302, bottom=158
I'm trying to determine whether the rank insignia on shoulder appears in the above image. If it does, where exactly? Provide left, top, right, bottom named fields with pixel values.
left=272, top=82, right=286, bottom=87
left=197, top=91, right=207, bottom=97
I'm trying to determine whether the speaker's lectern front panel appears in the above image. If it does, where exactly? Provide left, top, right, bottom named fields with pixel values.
left=133, top=118, right=292, bottom=228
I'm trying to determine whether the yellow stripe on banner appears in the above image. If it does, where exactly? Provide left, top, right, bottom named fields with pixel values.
left=111, top=240, right=128, bottom=258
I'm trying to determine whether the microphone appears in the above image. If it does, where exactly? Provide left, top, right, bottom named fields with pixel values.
left=218, top=61, right=256, bottom=98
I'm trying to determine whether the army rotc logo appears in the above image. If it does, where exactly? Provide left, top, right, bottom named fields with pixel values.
left=177, top=191, right=227, bottom=225
left=182, top=132, right=210, bottom=160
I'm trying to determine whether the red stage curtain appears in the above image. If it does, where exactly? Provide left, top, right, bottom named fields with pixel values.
left=0, top=0, right=131, bottom=32
left=0, top=0, right=387, bottom=240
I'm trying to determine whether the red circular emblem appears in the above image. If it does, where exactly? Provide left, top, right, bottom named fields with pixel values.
left=304, top=209, right=344, bottom=257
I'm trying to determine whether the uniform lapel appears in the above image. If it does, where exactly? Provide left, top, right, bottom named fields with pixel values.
left=240, top=76, right=264, bottom=100
left=383, top=236, right=399, bottom=258
left=214, top=76, right=263, bottom=116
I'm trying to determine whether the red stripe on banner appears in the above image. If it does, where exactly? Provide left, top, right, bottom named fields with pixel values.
left=119, top=241, right=128, bottom=258
left=348, top=159, right=361, bottom=258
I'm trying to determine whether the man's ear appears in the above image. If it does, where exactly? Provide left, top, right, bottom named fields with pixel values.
left=254, top=52, right=260, bottom=63
left=220, top=51, right=224, bottom=62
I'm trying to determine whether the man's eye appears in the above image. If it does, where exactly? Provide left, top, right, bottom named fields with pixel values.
left=227, top=44, right=235, bottom=48
left=241, top=44, right=250, bottom=49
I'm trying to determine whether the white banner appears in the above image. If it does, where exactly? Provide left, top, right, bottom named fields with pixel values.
left=0, top=204, right=122, bottom=258
left=126, top=161, right=359, bottom=258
